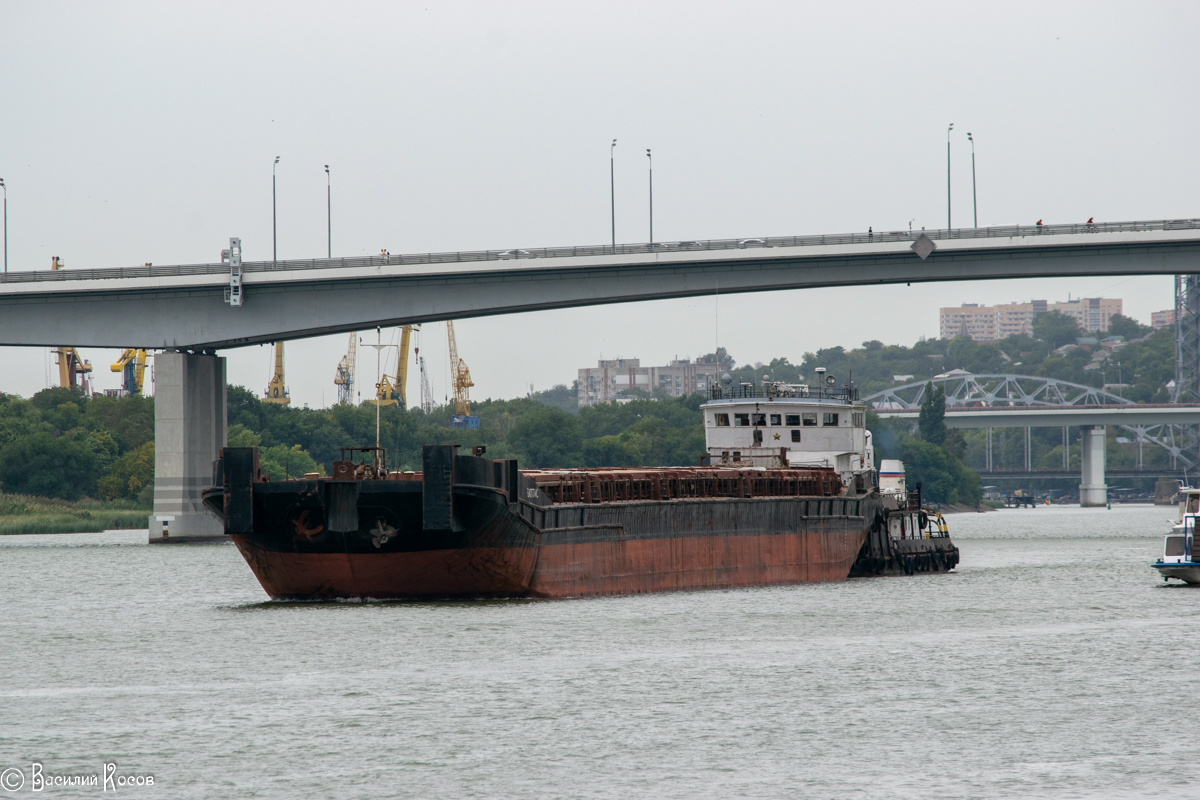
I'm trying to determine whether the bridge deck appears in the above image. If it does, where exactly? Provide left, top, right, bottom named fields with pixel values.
left=2, top=219, right=1199, bottom=349
left=2, top=218, right=1197, bottom=287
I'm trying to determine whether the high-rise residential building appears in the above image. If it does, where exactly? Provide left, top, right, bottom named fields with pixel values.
left=577, top=357, right=728, bottom=407
left=1152, top=309, right=1176, bottom=329
left=939, top=298, right=1123, bottom=342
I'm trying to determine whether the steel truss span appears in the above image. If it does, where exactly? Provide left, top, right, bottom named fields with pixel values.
left=864, top=374, right=1197, bottom=470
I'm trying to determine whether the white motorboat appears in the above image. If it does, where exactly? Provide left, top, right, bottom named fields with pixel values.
left=1153, top=514, right=1200, bottom=584
left=1169, top=487, right=1198, bottom=534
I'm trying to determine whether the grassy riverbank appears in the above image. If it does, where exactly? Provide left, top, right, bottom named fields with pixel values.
left=0, top=493, right=150, bottom=535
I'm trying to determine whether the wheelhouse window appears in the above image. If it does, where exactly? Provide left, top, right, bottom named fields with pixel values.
left=802, top=413, right=818, bottom=427
left=791, top=430, right=801, bottom=442
left=752, top=413, right=767, bottom=426
left=715, top=413, right=730, bottom=427
left=770, top=414, right=782, bottom=426
left=734, top=413, right=750, bottom=427
left=1166, top=536, right=1186, bottom=557
left=823, top=413, right=839, bottom=426
left=852, top=412, right=865, bottom=427
left=785, top=414, right=800, bottom=426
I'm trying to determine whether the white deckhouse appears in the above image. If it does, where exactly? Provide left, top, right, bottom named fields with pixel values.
left=701, top=368, right=875, bottom=491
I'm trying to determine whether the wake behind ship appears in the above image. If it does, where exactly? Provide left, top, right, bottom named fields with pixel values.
left=204, top=373, right=958, bottom=599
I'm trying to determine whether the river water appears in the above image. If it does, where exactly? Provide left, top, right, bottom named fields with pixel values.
left=1, top=504, right=1197, bottom=799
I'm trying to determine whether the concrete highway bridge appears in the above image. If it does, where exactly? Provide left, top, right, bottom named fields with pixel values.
left=2, top=219, right=1197, bottom=539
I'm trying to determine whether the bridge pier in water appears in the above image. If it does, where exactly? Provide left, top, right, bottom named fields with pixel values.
left=149, top=352, right=227, bottom=542
left=1079, top=425, right=1108, bottom=507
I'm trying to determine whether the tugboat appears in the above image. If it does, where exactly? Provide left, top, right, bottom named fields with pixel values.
left=849, top=458, right=959, bottom=577
left=1154, top=514, right=1200, bottom=584
left=204, top=369, right=958, bottom=600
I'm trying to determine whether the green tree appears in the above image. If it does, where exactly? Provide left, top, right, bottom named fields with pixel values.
left=1032, top=310, right=1082, bottom=349
left=84, top=393, right=155, bottom=451
left=1106, top=313, right=1150, bottom=340
left=30, top=386, right=86, bottom=414
left=259, top=444, right=323, bottom=480
left=0, top=431, right=102, bottom=500
left=530, top=382, right=580, bottom=414
left=508, top=406, right=582, bottom=467
left=699, top=347, right=735, bottom=369
left=899, top=438, right=982, bottom=505
left=918, top=383, right=946, bottom=446
left=582, top=434, right=643, bottom=467
left=227, top=424, right=262, bottom=447
left=97, top=442, right=155, bottom=502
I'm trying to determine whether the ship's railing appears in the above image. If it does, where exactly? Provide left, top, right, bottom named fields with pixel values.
left=2, top=217, right=1196, bottom=284
left=708, top=383, right=859, bottom=402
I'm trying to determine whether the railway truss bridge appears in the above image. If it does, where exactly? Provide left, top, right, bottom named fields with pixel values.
left=865, top=374, right=1200, bottom=505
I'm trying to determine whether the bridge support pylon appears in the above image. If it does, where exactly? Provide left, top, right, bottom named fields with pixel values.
left=149, top=351, right=227, bottom=542
left=1079, top=425, right=1108, bottom=507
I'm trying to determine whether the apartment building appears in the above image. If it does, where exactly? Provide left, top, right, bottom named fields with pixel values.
left=1152, top=309, right=1176, bottom=329
left=939, top=297, right=1123, bottom=342
left=577, top=357, right=727, bottom=407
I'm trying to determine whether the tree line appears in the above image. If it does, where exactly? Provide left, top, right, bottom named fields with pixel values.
left=2, top=309, right=1162, bottom=506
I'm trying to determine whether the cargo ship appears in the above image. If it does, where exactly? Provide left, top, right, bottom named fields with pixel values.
left=204, top=371, right=957, bottom=599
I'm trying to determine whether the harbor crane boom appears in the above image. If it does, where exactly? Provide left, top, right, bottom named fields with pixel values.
left=263, top=342, right=290, bottom=404
left=334, top=332, right=357, bottom=405
left=110, top=348, right=148, bottom=396
left=374, top=325, right=414, bottom=408
left=447, top=321, right=479, bottom=428
left=418, top=349, right=433, bottom=414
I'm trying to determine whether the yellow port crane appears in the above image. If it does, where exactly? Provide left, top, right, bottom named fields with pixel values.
left=49, top=257, right=93, bottom=392
left=374, top=325, right=414, bottom=408
left=54, top=347, right=93, bottom=391
left=334, top=332, right=357, bottom=405
left=263, top=342, right=290, bottom=404
left=110, top=349, right=148, bottom=396
left=447, top=321, right=479, bottom=429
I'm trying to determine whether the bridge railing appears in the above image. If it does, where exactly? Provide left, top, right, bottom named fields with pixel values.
left=2, top=218, right=1197, bottom=284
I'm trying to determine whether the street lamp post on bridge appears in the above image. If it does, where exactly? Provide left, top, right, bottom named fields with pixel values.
left=610, top=139, right=617, bottom=251
left=646, top=148, right=653, bottom=245
left=272, top=156, right=281, bottom=266
left=967, top=132, right=978, bottom=228
left=1, top=177, right=6, bottom=274
left=946, top=123, right=954, bottom=230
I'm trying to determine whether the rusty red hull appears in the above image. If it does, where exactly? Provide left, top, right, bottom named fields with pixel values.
left=209, top=446, right=875, bottom=601
left=230, top=524, right=863, bottom=600
left=231, top=540, right=540, bottom=599
left=527, top=527, right=861, bottom=597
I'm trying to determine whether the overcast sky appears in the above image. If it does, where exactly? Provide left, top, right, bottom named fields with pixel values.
left=1, top=1, right=1196, bottom=407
